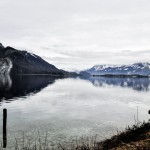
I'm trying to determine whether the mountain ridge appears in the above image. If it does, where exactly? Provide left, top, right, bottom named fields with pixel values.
left=0, top=43, right=69, bottom=76
left=86, top=63, right=150, bottom=77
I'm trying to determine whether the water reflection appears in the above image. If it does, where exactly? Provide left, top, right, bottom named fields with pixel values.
left=0, top=74, right=63, bottom=102
left=0, top=73, right=12, bottom=91
left=0, top=75, right=149, bottom=149
left=1, top=75, right=150, bottom=102
left=86, top=76, right=150, bottom=91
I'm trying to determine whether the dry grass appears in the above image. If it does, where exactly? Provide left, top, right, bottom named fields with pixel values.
left=0, top=121, right=149, bottom=150
left=97, top=121, right=150, bottom=150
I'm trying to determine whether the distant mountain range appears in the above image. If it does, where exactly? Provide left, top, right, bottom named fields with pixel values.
left=86, top=63, right=150, bottom=77
left=0, top=43, right=70, bottom=76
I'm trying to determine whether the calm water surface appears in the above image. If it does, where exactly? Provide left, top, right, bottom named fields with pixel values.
left=0, top=75, right=150, bottom=149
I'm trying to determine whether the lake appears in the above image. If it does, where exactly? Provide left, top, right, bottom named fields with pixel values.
left=0, top=75, right=150, bottom=149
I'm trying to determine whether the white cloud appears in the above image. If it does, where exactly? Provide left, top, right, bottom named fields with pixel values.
left=0, top=0, right=150, bottom=70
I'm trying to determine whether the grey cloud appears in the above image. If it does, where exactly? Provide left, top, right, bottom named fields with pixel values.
left=0, top=0, right=150, bottom=70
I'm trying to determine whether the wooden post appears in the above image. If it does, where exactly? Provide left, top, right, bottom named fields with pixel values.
left=3, top=108, right=7, bottom=148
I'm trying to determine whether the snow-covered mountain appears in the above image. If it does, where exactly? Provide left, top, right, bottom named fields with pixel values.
left=86, top=63, right=150, bottom=76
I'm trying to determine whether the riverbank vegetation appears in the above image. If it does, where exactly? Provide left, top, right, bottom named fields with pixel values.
left=0, top=121, right=149, bottom=150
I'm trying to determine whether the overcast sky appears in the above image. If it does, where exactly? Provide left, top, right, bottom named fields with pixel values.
left=0, top=0, right=150, bottom=70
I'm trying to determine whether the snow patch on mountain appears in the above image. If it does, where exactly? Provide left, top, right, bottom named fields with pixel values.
left=86, top=63, right=150, bottom=76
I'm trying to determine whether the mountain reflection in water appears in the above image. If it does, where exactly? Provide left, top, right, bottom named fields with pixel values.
left=0, top=74, right=150, bottom=149
left=0, top=75, right=150, bottom=103
left=0, top=73, right=12, bottom=91
left=0, top=74, right=63, bottom=102
left=86, top=76, right=150, bottom=91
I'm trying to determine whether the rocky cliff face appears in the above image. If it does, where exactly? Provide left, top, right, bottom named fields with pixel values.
left=0, top=43, right=68, bottom=75
left=0, top=58, right=12, bottom=74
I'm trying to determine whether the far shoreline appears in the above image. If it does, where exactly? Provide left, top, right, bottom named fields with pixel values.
left=92, top=74, right=150, bottom=78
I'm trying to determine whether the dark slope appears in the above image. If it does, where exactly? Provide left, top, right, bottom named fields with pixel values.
left=0, top=43, right=68, bottom=75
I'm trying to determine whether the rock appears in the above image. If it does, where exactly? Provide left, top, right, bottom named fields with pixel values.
left=0, top=58, right=12, bottom=74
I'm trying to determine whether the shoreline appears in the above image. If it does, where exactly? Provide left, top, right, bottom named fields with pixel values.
left=1, top=121, right=149, bottom=150
left=97, top=121, right=150, bottom=150
left=92, top=74, right=150, bottom=78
